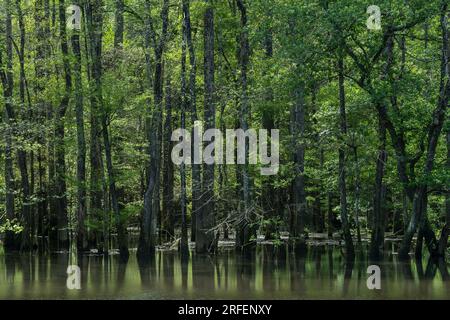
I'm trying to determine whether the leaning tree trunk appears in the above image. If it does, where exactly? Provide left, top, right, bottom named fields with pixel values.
left=399, top=2, right=449, bottom=259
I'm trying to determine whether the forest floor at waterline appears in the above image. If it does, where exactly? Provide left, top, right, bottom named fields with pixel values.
left=0, top=240, right=449, bottom=300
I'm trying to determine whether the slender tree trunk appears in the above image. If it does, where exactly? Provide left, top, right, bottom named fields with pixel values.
left=138, top=0, right=169, bottom=259
left=71, top=0, right=86, bottom=252
left=370, top=115, right=387, bottom=260
left=1, top=0, right=16, bottom=250
left=235, top=0, right=254, bottom=253
left=182, top=0, right=200, bottom=243
left=113, top=0, right=124, bottom=49
left=14, top=0, right=33, bottom=252
left=162, top=76, right=174, bottom=241
left=196, top=0, right=217, bottom=253
left=338, top=54, right=354, bottom=259
left=109, top=0, right=129, bottom=261
left=180, top=9, right=189, bottom=257
left=51, top=0, right=72, bottom=251
left=261, top=21, right=276, bottom=240
left=85, top=0, right=104, bottom=251
left=71, top=13, right=87, bottom=252
left=290, top=83, right=306, bottom=250
left=353, top=146, right=362, bottom=244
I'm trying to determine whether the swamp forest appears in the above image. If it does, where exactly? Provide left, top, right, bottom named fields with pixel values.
left=0, top=0, right=449, bottom=299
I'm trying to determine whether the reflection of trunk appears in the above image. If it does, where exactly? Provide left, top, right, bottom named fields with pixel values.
left=290, top=84, right=306, bottom=248
left=399, top=4, right=449, bottom=259
left=370, top=115, right=387, bottom=260
left=235, top=0, right=254, bottom=252
left=337, top=54, right=354, bottom=259
left=196, top=0, right=216, bottom=253
left=71, top=1, right=87, bottom=252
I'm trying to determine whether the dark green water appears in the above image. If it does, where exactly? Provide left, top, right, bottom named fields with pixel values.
left=0, top=245, right=449, bottom=299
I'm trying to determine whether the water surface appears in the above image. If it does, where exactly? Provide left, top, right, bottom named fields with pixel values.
left=1, top=245, right=449, bottom=299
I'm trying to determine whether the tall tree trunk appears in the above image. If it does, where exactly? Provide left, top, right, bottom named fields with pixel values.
left=52, top=0, right=72, bottom=251
left=1, top=0, right=16, bottom=250
left=182, top=0, right=200, bottom=243
left=113, top=0, right=124, bottom=49
left=370, top=115, right=387, bottom=260
left=180, top=8, right=189, bottom=257
left=196, top=0, right=217, bottom=253
left=261, top=18, right=276, bottom=240
left=14, top=0, right=33, bottom=252
left=290, top=83, right=306, bottom=250
left=109, top=0, right=129, bottom=261
left=352, top=146, right=362, bottom=244
left=138, top=0, right=169, bottom=259
left=162, top=76, right=174, bottom=241
left=85, top=0, right=104, bottom=251
left=235, top=0, right=254, bottom=253
left=70, top=5, right=87, bottom=252
left=34, top=0, right=52, bottom=251
left=337, top=54, right=355, bottom=259
left=370, top=35, right=393, bottom=260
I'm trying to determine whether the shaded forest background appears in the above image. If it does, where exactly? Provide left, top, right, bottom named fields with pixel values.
left=0, top=0, right=448, bottom=263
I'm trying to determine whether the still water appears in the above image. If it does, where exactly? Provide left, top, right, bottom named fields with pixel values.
left=0, top=245, right=449, bottom=299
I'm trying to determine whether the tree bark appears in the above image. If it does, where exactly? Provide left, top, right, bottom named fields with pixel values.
left=182, top=0, right=200, bottom=243
left=338, top=54, right=355, bottom=259
left=138, top=0, right=169, bottom=259
left=196, top=0, right=217, bottom=253
left=1, top=0, right=16, bottom=250
left=162, top=76, right=174, bottom=242
left=235, top=0, right=254, bottom=253
left=290, top=83, right=307, bottom=250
